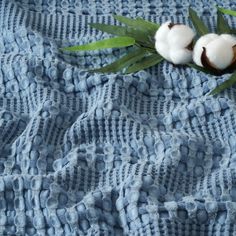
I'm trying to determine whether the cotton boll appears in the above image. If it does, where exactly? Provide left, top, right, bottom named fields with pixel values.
left=167, top=25, right=196, bottom=49
left=155, top=21, right=195, bottom=64
left=193, top=33, right=219, bottom=66
left=170, top=48, right=193, bottom=64
left=220, top=34, right=236, bottom=46
left=155, top=41, right=171, bottom=61
left=206, top=38, right=234, bottom=70
left=154, top=21, right=171, bottom=41
left=193, top=33, right=236, bottom=72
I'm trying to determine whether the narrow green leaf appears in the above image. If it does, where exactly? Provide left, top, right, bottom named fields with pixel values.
left=210, top=71, right=236, bottom=95
left=61, top=36, right=135, bottom=51
left=113, top=15, right=159, bottom=33
left=189, top=7, right=209, bottom=36
left=136, top=17, right=160, bottom=30
left=125, top=54, right=163, bottom=73
left=126, top=28, right=153, bottom=46
left=91, top=48, right=148, bottom=73
left=89, top=23, right=127, bottom=36
left=113, top=15, right=143, bottom=28
left=217, top=10, right=231, bottom=34
left=218, top=7, right=236, bottom=16
left=187, top=63, right=217, bottom=75
left=90, top=23, right=155, bottom=49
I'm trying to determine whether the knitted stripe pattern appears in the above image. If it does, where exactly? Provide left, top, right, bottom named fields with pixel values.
left=1, top=0, right=236, bottom=235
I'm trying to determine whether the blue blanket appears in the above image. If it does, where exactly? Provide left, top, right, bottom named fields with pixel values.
left=1, top=0, right=236, bottom=235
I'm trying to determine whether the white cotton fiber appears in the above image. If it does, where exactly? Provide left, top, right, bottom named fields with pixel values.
left=154, top=21, right=195, bottom=64
left=154, top=21, right=171, bottom=41
left=206, top=38, right=234, bottom=70
left=221, top=34, right=236, bottom=46
left=167, top=25, right=196, bottom=49
left=170, top=48, right=193, bottom=65
left=155, top=41, right=171, bottom=61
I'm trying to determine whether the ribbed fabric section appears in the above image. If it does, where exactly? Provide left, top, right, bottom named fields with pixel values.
left=1, top=1, right=236, bottom=39
left=1, top=0, right=236, bottom=235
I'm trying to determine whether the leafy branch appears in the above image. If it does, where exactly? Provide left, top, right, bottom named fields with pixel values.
left=61, top=15, right=162, bottom=73
left=60, top=7, right=236, bottom=95
left=188, top=7, right=236, bottom=95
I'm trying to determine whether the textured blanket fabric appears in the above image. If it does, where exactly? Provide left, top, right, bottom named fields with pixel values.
left=1, top=0, right=236, bottom=235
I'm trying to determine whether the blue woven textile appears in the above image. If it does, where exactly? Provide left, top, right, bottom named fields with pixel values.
left=1, top=0, right=236, bottom=235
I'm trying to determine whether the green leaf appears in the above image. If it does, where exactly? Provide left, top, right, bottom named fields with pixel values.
left=113, top=15, right=159, bottom=33
left=125, top=53, right=163, bottom=73
left=217, top=7, right=236, bottom=16
left=217, top=10, right=231, bottom=34
left=187, top=63, right=217, bottom=75
left=61, top=36, right=135, bottom=51
left=90, top=23, right=155, bottom=49
left=189, top=7, right=209, bottom=36
left=210, top=71, right=236, bottom=95
left=126, top=28, right=153, bottom=47
left=136, top=17, right=160, bottom=29
left=91, top=48, right=148, bottom=73
left=89, top=23, right=127, bottom=36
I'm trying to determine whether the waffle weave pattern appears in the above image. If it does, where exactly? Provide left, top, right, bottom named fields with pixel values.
left=1, top=0, right=236, bottom=235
